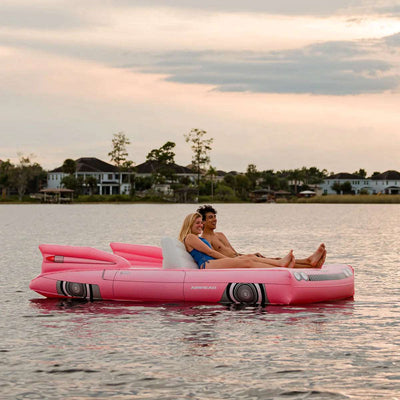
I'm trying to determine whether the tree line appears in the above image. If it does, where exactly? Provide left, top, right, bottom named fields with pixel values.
left=0, top=130, right=382, bottom=201
left=0, top=155, right=47, bottom=201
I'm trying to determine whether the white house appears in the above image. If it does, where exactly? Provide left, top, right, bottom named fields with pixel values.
left=370, top=170, right=400, bottom=194
left=321, top=170, right=400, bottom=195
left=47, top=157, right=133, bottom=195
left=320, top=173, right=369, bottom=194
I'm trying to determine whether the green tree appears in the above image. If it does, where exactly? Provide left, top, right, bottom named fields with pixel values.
left=341, top=181, right=352, bottom=194
left=215, top=184, right=236, bottom=202
left=198, top=180, right=211, bottom=196
left=61, top=175, right=79, bottom=193
left=85, top=176, right=98, bottom=195
left=62, top=159, right=76, bottom=175
left=134, top=176, right=153, bottom=192
left=61, top=174, right=84, bottom=195
left=28, top=169, right=47, bottom=194
left=353, top=168, right=367, bottom=178
left=302, top=167, right=327, bottom=185
left=206, top=166, right=217, bottom=199
left=245, top=164, right=260, bottom=190
left=147, top=141, right=175, bottom=165
left=235, top=174, right=251, bottom=200
left=223, top=174, right=236, bottom=192
left=331, top=181, right=352, bottom=195
left=275, top=170, right=291, bottom=191
left=184, top=128, right=213, bottom=185
left=332, top=182, right=342, bottom=194
left=10, top=155, right=45, bottom=200
left=288, top=169, right=305, bottom=194
left=108, top=132, right=132, bottom=167
left=260, top=169, right=279, bottom=190
left=108, top=132, right=134, bottom=193
left=146, top=141, right=176, bottom=183
left=0, top=160, right=14, bottom=198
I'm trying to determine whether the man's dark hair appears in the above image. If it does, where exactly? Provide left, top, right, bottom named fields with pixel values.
left=197, top=205, right=217, bottom=221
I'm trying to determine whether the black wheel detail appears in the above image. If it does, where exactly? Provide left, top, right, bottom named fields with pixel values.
left=65, top=282, right=87, bottom=298
left=233, top=283, right=258, bottom=303
left=221, top=283, right=267, bottom=305
left=56, top=281, right=102, bottom=300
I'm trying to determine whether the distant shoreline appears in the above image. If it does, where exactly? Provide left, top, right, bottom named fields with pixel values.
left=1, top=194, right=400, bottom=204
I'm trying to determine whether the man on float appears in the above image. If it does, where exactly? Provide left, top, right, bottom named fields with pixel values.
left=197, top=205, right=326, bottom=269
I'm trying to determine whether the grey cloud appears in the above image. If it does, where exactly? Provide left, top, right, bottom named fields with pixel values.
left=1, top=0, right=399, bottom=33
left=0, top=4, right=91, bottom=30
left=376, top=5, right=400, bottom=16
left=123, top=41, right=399, bottom=95
left=385, top=32, right=400, bottom=46
left=3, top=33, right=399, bottom=95
left=106, top=0, right=397, bottom=17
left=2, top=6, right=399, bottom=96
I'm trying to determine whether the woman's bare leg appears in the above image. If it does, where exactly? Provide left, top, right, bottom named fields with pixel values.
left=205, top=251, right=295, bottom=269
left=252, top=251, right=296, bottom=268
left=238, top=251, right=295, bottom=268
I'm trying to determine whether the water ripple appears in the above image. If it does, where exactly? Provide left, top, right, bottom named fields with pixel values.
left=0, top=204, right=399, bottom=399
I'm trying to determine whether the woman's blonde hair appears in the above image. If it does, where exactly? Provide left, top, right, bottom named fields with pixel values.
left=179, top=212, right=202, bottom=242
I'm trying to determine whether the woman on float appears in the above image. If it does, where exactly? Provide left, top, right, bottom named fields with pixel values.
left=179, top=213, right=296, bottom=269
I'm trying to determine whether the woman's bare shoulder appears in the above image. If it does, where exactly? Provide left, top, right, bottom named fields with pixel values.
left=185, top=233, right=198, bottom=243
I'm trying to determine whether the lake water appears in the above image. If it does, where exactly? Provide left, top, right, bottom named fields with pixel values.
left=0, top=203, right=399, bottom=399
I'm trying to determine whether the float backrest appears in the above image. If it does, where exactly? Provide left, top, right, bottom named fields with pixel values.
left=161, top=237, right=199, bottom=269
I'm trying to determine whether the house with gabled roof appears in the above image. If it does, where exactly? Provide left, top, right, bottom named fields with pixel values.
left=47, top=157, right=134, bottom=195
left=320, top=173, right=369, bottom=194
left=321, top=170, right=400, bottom=195
left=370, top=170, right=400, bottom=194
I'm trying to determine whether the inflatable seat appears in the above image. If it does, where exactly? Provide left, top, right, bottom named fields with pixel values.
left=161, top=237, right=199, bottom=269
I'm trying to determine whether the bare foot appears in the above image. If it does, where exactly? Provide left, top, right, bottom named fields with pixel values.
left=308, top=244, right=325, bottom=267
left=315, top=250, right=326, bottom=269
left=279, top=250, right=294, bottom=268
left=288, top=254, right=296, bottom=269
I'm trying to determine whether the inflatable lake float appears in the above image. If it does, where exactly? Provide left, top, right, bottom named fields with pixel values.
left=29, top=238, right=354, bottom=305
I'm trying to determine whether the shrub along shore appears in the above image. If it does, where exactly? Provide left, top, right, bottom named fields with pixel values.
left=1, top=194, right=400, bottom=204
left=280, top=194, right=400, bottom=204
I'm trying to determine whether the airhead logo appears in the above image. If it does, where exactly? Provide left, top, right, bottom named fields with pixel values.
left=191, top=286, right=217, bottom=290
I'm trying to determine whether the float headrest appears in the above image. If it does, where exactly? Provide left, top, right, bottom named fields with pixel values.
left=161, top=237, right=199, bottom=269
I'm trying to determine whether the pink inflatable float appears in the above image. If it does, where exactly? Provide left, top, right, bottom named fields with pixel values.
left=30, top=238, right=354, bottom=305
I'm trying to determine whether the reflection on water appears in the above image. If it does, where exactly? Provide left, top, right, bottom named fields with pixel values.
left=0, top=204, right=399, bottom=399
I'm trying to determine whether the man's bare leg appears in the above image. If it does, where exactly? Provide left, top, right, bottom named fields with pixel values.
left=239, top=250, right=295, bottom=267
left=246, top=244, right=326, bottom=268
left=316, top=250, right=326, bottom=268
left=293, top=244, right=326, bottom=268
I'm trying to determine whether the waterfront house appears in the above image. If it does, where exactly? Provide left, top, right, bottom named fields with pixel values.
left=370, top=170, right=400, bottom=194
left=320, top=173, right=367, bottom=194
left=321, top=170, right=400, bottom=195
left=47, top=157, right=133, bottom=195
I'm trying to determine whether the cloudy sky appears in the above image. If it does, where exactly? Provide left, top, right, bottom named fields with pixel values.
left=1, top=0, right=400, bottom=174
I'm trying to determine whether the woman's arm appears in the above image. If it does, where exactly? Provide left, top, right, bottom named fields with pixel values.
left=185, top=234, right=227, bottom=259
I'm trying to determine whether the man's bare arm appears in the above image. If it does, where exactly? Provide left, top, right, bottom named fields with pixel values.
left=216, top=232, right=241, bottom=256
left=216, top=232, right=265, bottom=258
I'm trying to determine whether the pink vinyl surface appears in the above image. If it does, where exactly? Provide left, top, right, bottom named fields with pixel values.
left=30, top=243, right=354, bottom=305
